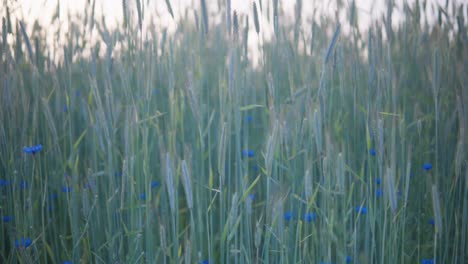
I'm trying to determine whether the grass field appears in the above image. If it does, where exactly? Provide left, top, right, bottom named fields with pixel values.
left=0, top=0, right=467, bottom=263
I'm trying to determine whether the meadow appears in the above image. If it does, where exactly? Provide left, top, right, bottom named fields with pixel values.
left=0, top=0, right=467, bottom=263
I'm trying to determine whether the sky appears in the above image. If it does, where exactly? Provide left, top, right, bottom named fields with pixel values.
left=12, top=0, right=453, bottom=32
left=5, top=0, right=456, bottom=63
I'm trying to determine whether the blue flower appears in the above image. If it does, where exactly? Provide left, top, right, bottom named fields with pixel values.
left=355, top=206, right=367, bottom=215
left=369, top=149, right=376, bottom=156
left=49, top=192, right=58, bottom=200
left=199, top=260, right=209, bottom=264
left=245, top=115, right=253, bottom=123
left=346, top=255, right=352, bottom=263
left=63, top=105, right=68, bottom=112
left=284, top=211, right=294, bottom=221
left=61, top=186, right=72, bottom=193
left=423, top=163, right=433, bottom=171
left=375, top=178, right=381, bottom=185
left=303, top=212, right=317, bottom=222
left=23, top=144, right=43, bottom=155
left=0, top=179, right=8, bottom=187
left=139, top=193, right=146, bottom=201
left=20, top=180, right=29, bottom=190
left=243, top=150, right=255, bottom=158
left=62, top=261, right=73, bottom=264
left=115, top=172, right=122, bottom=177
left=151, top=181, right=160, bottom=188
left=3, top=215, right=13, bottom=223
left=15, top=238, right=32, bottom=248
left=248, top=193, right=256, bottom=200
left=421, top=259, right=434, bottom=264
left=376, top=188, right=383, bottom=197
left=252, top=164, right=260, bottom=172
left=428, top=218, right=435, bottom=226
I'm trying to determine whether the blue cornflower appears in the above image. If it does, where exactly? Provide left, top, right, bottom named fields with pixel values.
left=248, top=193, right=256, bottom=200
left=115, top=172, right=122, bottom=177
left=376, top=188, right=383, bottom=197
left=15, top=238, right=32, bottom=248
left=355, top=206, right=367, bottom=215
left=421, top=259, right=434, bottom=264
left=199, top=260, right=209, bottom=264
left=242, top=150, right=255, bottom=158
left=3, top=215, right=13, bottom=223
left=284, top=211, right=294, bottom=221
left=23, top=144, right=43, bottom=155
left=428, top=218, right=435, bottom=226
left=151, top=181, right=160, bottom=188
left=62, top=261, right=73, bottom=264
left=245, top=115, right=253, bottom=123
left=139, top=193, right=146, bottom=201
left=0, top=179, right=8, bottom=187
left=303, top=212, right=317, bottom=222
left=423, top=163, right=433, bottom=171
left=376, top=178, right=381, bottom=185
left=369, top=149, right=376, bottom=156
left=20, top=180, right=29, bottom=190
left=252, top=164, right=260, bottom=172
left=346, top=255, right=352, bottom=263
left=61, top=186, right=72, bottom=193
left=49, top=192, right=58, bottom=200
left=63, top=105, right=68, bottom=112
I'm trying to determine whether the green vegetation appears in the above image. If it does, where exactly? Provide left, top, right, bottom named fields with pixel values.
left=0, top=0, right=467, bottom=263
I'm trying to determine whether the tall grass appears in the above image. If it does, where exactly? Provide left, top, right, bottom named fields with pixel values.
left=0, top=0, right=467, bottom=263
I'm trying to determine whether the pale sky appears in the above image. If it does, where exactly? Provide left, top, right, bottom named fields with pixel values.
left=6, top=0, right=455, bottom=63
left=12, top=0, right=451, bottom=28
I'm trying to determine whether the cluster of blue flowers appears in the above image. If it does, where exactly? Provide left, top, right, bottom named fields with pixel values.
left=303, top=212, right=317, bottom=222
left=138, top=181, right=160, bottom=201
left=243, top=150, right=255, bottom=158
left=355, top=206, right=367, bottom=215
left=319, top=255, right=352, bottom=263
left=284, top=211, right=317, bottom=222
left=421, top=259, right=434, bottom=264
left=23, top=144, right=43, bottom=154
left=15, top=238, right=32, bottom=248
